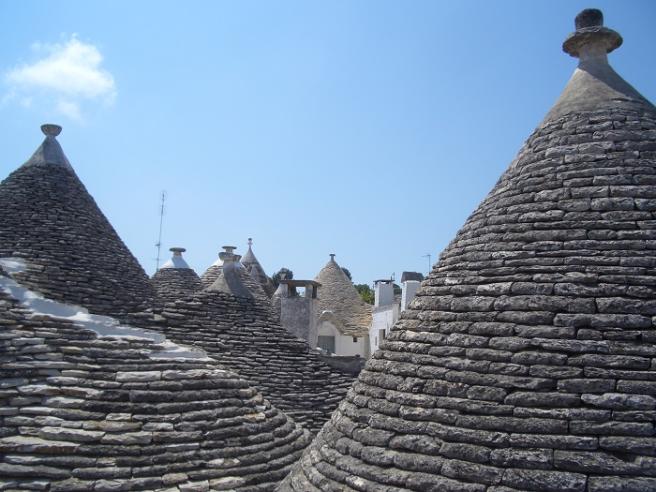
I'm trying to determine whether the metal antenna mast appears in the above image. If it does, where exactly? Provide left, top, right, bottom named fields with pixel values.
left=155, top=191, right=166, bottom=272
left=422, top=253, right=432, bottom=275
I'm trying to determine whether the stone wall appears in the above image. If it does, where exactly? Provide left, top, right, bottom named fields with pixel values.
left=278, top=295, right=318, bottom=347
left=149, top=290, right=355, bottom=434
left=279, top=104, right=656, bottom=491
left=151, top=268, right=202, bottom=303
left=0, top=269, right=309, bottom=491
left=0, top=163, right=154, bottom=319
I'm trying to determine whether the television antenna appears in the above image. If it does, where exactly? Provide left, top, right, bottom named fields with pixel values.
left=422, top=253, right=432, bottom=274
left=155, top=191, right=166, bottom=272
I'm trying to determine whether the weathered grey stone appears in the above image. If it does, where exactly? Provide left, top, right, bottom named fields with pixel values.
left=588, top=476, right=656, bottom=492
left=280, top=10, right=656, bottom=492
left=490, top=448, right=553, bottom=469
left=501, top=468, right=586, bottom=492
left=581, top=392, right=656, bottom=410
left=115, top=371, right=161, bottom=383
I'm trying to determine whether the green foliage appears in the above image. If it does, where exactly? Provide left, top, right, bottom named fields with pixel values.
left=270, top=267, right=293, bottom=288
left=341, top=267, right=352, bottom=281
left=354, top=283, right=374, bottom=305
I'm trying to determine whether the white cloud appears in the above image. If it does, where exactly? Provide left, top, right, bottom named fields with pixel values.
left=56, top=99, right=82, bottom=121
left=3, top=35, right=116, bottom=121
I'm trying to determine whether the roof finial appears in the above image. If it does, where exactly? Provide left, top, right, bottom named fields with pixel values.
left=248, top=237, right=253, bottom=248
left=563, top=8, right=622, bottom=59
left=170, top=247, right=186, bottom=256
left=575, top=8, right=603, bottom=29
left=329, top=253, right=336, bottom=262
left=41, top=124, right=62, bottom=137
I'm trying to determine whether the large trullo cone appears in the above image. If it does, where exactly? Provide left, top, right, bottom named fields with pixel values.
left=280, top=9, right=656, bottom=492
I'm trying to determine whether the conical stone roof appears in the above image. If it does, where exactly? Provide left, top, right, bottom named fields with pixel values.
left=200, top=250, right=225, bottom=288
left=241, top=238, right=276, bottom=297
left=314, top=254, right=371, bottom=337
left=0, top=261, right=309, bottom=491
left=280, top=10, right=656, bottom=492
left=150, top=253, right=356, bottom=433
left=206, top=246, right=270, bottom=301
left=0, top=125, right=154, bottom=318
left=151, top=247, right=202, bottom=301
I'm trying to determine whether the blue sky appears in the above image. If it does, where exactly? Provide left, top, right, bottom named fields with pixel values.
left=1, top=1, right=655, bottom=285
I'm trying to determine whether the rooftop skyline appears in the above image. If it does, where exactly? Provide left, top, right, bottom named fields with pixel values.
left=1, top=1, right=655, bottom=285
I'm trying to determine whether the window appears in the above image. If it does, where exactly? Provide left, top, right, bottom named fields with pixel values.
left=352, top=337, right=358, bottom=343
left=380, top=329, right=386, bottom=341
left=317, top=335, right=335, bottom=354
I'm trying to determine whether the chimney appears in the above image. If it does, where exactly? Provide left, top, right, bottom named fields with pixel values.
left=41, top=124, right=62, bottom=137
left=563, top=8, right=622, bottom=61
left=401, top=279, right=421, bottom=312
left=374, top=279, right=394, bottom=307
left=207, top=246, right=252, bottom=298
left=220, top=245, right=237, bottom=260
left=399, top=271, right=423, bottom=311
left=275, top=279, right=321, bottom=347
left=160, top=247, right=191, bottom=269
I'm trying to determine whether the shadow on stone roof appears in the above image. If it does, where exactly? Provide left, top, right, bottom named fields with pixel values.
left=0, top=263, right=310, bottom=491
left=279, top=9, right=656, bottom=492
left=0, top=125, right=155, bottom=319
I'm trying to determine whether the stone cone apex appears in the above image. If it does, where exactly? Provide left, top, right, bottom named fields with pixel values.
left=207, top=246, right=255, bottom=299
left=281, top=10, right=656, bottom=492
left=545, top=7, right=654, bottom=123
left=200, top=247, right=225, bottom=288
left=0, top=125, right=155, bottom=318
left=149, top=266, right=356, bottom=434
left=160, top=246, right=191, bottom=269
left=241, top=237, right=276, bottom=297
left=152, top=247, right=202, bottom=301
left=21, top=124, right=72, bottom=170
left=314, top=254, right=371, bottom=337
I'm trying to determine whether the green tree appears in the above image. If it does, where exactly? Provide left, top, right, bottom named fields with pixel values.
left=354, top=284, right=374, bottom=305
left=341, top=267, right=352, bottom=281
left=270, top=268, right=293, bottom=288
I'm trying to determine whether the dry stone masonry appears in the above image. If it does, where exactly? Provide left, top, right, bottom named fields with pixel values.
left=200, top=251, right=225, bottom=289
left=315, top=255, right=372, bottom=338
left=241, top=239, right=276, bottom=298
left=0, top=263, right=309, bottom=491
left=151, top=248, right=203, bottom=303
left=0, top=127, right=326, bottom=491
left=0, top=125, right=155, bottom=319
left=280, top=10, right=656, bottom=492
left=149, top=253, right=356, bottom=434
left=206, top=248, right=268, bottom=302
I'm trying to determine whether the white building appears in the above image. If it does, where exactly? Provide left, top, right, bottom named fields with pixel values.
left=369, top=272, right=423, bottom=355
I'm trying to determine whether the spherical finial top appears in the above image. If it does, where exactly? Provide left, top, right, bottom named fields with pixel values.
left=575, top=9, right=603, bottom=29
left=563, top=8, right=621, bottom=58
left=41, top=124, right=62, bottom=137
left=219, top=246, right=238, bottom=263
left=169, top=247, right=186, bottom=255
